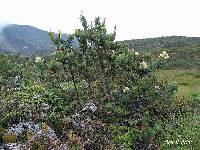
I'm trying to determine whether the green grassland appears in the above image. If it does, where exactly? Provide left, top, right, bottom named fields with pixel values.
left=156, top=69, right=200, bottom=99
left=155, top=69, right=200, bottom=149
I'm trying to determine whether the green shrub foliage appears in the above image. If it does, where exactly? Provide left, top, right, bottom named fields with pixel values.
left=47, top=15, right=178, bottom=149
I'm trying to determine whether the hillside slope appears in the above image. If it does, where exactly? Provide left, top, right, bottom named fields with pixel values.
left=0, top=24, right=53, bottom=54
left=121, top=36, right=200, bottom=51
left=120, top=36, right=200, bottom=69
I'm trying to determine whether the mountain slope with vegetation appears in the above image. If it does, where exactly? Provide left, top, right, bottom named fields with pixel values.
left=120, top=36, right=200, bottom=69
left=121, top=36, right=200, bottom=51
left=0, top=24, right=53, bottom=54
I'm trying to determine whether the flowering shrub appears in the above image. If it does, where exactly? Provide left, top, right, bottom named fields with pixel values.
left=46, top=15, right=178, bottom=149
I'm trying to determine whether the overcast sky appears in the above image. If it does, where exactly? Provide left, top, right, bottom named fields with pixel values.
left=0, top=0, right=199, bottom=40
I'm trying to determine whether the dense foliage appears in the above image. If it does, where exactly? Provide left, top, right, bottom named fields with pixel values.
left=0, top=15, right=199, bottom=149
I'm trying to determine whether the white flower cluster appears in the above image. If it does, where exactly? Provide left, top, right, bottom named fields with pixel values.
left=51, top=51, right=57, bottom=55
left=87, top=39, right=92, bottom=46
left=111, top=50, right=116, bottom=58
left=140, top=61, right=148, bottom=69
left=123, top=87, right=130, bottom=93
left=159, top=51, right=169, bottom=59
left=35, top=56, right=44, bottom=63
left=128, top=48, right=134, bottom=52
left=128, top=48, right=139, bottom=56
left=33, top=94, right=41, bottom=100
left=154, top=85, right=160, bottom=90
left=135, top=51, right=139, bottom=56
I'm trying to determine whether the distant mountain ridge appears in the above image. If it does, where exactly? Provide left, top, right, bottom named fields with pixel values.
left=120, top=36, right=200, bottom=69
left=0, top=24, right=54, bottom=54
left=120, top=36, right=200, bottom=51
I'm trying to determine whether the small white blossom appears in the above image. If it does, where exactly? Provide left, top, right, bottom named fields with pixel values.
left=159, top=51, right=169, bottom=59
left=87, top=40, right=91, bottom=46
left=123, top=87, right=130, bottom=92
left=135, top=52, right=139, bottom=56
left=111, top=50, right=116, bottom=57
left=35, top=56, right=43, bottom=63
left=154, top=85, right=160, bottom=90
left=111, top=50, right=116, bottom=54
left=140, top=61, right=148, bottom=69
left=51, top=51, right=57, bottom=55
left=128, top=48, right=133, bottom=52
left=33, top=94, right=41, bottom=99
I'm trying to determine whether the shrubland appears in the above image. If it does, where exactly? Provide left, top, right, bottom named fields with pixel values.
left=0, top=15, right=199, bottom=149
